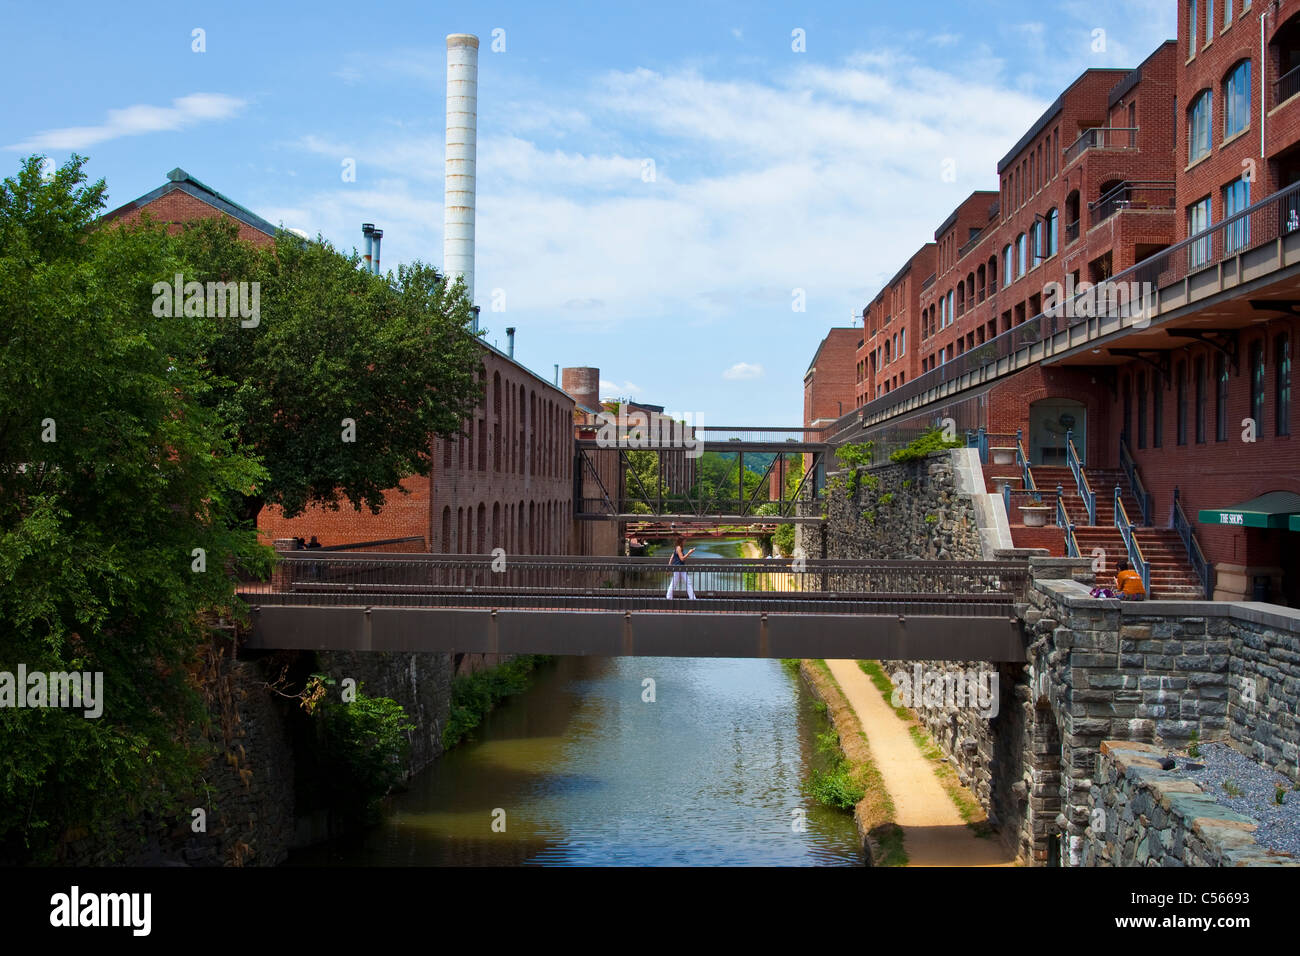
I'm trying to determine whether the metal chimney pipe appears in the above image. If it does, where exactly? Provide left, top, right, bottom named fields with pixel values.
left=506, top=326, right=516, bottom=359
left=554, top=364, right=559, bottom=385
left=472, top=305, right=480, bottom=334
left=371, top=228, right=383, bottom=275
left=362, top=223, right=374, bottom=272
left=445, top=33, right=479, bottom=305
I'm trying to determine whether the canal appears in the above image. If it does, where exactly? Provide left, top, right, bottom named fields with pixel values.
left=291, top=538, right=864, bottom=866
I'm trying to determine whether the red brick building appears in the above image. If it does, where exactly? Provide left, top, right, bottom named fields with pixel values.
left=804, top=328, right=860, bottom=428
left=106, top=168, right=614, bottom=558
left=807, top=2, right=1300, bottom=604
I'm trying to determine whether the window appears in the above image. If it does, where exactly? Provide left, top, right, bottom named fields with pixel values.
left=1187, top=195, right=1213, bottom=268
left=1016, top=233, right=1027, bottom=277
left=1250, top=340, right=1265, bottom=434
left=1002, top=245, right=1013, bottom=286
left=1032, top=220, right=1044, bottom=267
left=1224, top=0, right=1233, bottom=28
left=1153, top=374, right=1164, bottom=448
left=1189, top=90, right=1213, bottom=161
left=1195, top=355, right=1207, bottom=443
left=1137, top=370, right=1148, bottom=449
left=1047, top=208, right=1059, bottom=256
left=1224, top=175, right=1251, bottom=252
left=1277, top=333, right=1291, bottom=436
left=900, top=328, right=906, bottom=356
left=1189, top=0, right=1198, bottom=54
left=1216, top=353, right=1229, bottom=441
left=1224, top=60, right=1250, bottom=138
left=946, top=290, right=954, bottom=326
left=1177, top=361, right=1188, bottom=445
left=1206, top=0, right=1214, bottom=41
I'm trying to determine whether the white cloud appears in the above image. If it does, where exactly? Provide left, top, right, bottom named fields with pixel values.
left=6, top=93, right=246, bottom=151
left=723, top=362, right=764, bottom=380
left=600, top=379, right=642, bottom=398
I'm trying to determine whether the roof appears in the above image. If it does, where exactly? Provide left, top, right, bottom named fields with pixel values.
left=805, top=328, right=860, bottom=374
left=996, top=68, right=1130, bottom=173
left=101, top=167, right=281, bottom=238
left=1108, top=40, right=1175, bottom=109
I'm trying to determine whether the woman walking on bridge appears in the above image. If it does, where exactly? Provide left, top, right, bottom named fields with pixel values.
left=666, top=536, right=697, bottom=600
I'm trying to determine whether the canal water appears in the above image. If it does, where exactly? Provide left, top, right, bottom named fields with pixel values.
left=291, top=538, right=863, bottom=866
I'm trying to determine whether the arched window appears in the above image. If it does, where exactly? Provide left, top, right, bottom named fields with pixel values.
left=1189, top=89, right=1213, bottom=161
left=1224, top=60, right=1251, bottom=139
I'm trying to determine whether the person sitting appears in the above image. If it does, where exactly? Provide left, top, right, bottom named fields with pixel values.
left=1115, top=559, right=1146, bottom=600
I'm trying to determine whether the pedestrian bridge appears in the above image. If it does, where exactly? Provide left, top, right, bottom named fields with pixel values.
left=237, top=554, right=1029, bottom=661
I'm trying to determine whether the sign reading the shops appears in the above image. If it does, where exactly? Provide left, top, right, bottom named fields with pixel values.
left=1220, top=513, right=1244, bottom=525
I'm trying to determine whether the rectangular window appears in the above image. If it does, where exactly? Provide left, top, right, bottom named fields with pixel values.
left=1225, top=60, right=1251, bottom=138
left=1003, top=246, right=1013, bottom=287
left=1187, top=195, right=1213, bottom=268
left=1137, top=370, right=1148, bottom=449
left=1153, top=375, right=1164, bottom=448
left=1216, top=353, right=1229, bottom=441
left=1189, top=91, right=1212, bottom=161
left=1190, top=0, right=1199, bottom=54
left=1250, top=340, right=1265, bottom=434
left=1277, top=333, right=1291, bottom=436
left=1195, top=355, right=1207, bottom=443
left=1224, top=0, right=1233, bottom=28
left=1206, top=0, right=1214, bottom=41
left=1016, top=233, right=1027, bottom=277
left=1223, top=175, right=1251, bottom=252
left=1177, top=361, right=1188, bottom=445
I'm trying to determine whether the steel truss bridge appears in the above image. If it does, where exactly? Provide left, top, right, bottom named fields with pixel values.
left=238, top=553, right=1030, bottom=661
left=575, top=426, right=831, bottom=527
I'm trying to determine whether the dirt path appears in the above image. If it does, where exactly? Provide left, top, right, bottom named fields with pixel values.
left=824, top=659, right=1014, bottom=867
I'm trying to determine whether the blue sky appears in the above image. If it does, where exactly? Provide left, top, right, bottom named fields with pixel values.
left=3, top=0, right=1174, bottom=424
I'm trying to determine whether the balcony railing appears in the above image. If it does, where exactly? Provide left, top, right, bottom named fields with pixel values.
left=822, top=179, right=1300, bottom=445
left=920, top=272, right=936, bottom=290
left=1087, top=181, right=1175, bottom=228
left=958, top=229, right=985, bottom=258
left=1275, top=63, right=1300, bottom=107
left=1063, top=126, right=1139, bottom=166
left=1065, top=218, right=1080, bottom=243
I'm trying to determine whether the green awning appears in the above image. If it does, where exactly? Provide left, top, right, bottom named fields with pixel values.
left=1198, top=491, right=1300, bottom=529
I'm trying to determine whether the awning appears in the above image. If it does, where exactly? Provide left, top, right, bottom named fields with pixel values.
left=1198, top=491, right=1300, bottom=529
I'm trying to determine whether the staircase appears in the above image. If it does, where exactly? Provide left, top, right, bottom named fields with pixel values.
left=1035, top=465, right=1204, bottom=599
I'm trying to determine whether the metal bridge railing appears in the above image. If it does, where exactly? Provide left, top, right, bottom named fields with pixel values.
left=247, top=553, right=1030, bottom=614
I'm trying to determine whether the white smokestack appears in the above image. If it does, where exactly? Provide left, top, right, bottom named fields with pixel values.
left=445, top=33, right=479, bottom=306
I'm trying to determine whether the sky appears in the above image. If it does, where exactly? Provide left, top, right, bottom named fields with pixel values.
left=2, top=0, right=1176, bottom=425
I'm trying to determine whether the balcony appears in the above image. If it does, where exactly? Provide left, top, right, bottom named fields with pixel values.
left=1063, top=127, right=1138, bottom=167
left=1065, top=219, right=1080, bottom=244
left=1276, top=63, right=1300, bottom=107
left=920, top=272, right=936, bottom=290
left=1087, top=181, right=1175, bottom=229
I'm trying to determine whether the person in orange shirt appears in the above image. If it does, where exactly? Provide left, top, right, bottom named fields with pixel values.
left=1115, top=560, right=1145, bottom=600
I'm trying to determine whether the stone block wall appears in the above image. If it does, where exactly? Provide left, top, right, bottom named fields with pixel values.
left=1085, top=741, right=1297, bottom=867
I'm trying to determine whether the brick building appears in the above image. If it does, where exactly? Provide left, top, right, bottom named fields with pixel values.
left=804, top=328, right=860, bottom=428
left=106, top=168, right=617, bottom=558
left=807, top=1, right=1300, bottom=604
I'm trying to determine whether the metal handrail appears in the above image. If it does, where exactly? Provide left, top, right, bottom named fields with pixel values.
left=1015, top=429, right=1037, bottom=492
left=1276, top=62, right=1300, bottom=106
left=1087, top=181, right=1175, bottom=228
left=1056, top=495, right=1080, bottom=558
left=1113, top=488, right=1150, bottom=596
left=821, top=178, right=1300, bottom=447
left=1118, top=436, right=1153, bottom=526
left=1065, top=429, right=1095, bottom=525
left=1172, top=487, right=1213, bottom=600
left=1063, top=126, right=1139, bottom=166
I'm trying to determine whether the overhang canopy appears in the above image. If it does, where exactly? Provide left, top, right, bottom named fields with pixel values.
left=1198, top=491, right=1300, bottom=529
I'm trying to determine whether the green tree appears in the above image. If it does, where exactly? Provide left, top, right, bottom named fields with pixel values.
left=169, top=217, right=483, bottom=523
left=0, top=155, right=269, bottom=861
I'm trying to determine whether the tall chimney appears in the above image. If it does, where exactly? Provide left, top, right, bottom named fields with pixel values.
left=505, top=326, right=516, bottom=359
left=562, top=367, right=600, bottom=412
left=362, top=223, right=374, bottom=272
left=371, top=228, right=383, bottom=274
left=445, top=33, right=479, bottom=305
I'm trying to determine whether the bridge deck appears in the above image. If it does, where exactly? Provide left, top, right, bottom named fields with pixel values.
left=238, top=554, right=1029, bottom=661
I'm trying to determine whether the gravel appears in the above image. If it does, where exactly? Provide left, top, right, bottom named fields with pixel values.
left=1179, top=742, right=1300, bottom=858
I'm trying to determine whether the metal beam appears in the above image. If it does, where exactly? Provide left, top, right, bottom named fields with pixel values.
left=246, top=604, right=1026, bottom=662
